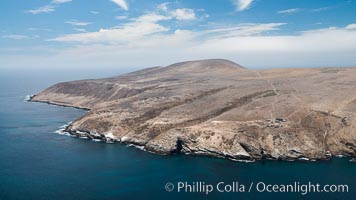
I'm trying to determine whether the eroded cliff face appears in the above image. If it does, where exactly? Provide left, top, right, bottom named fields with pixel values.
left=31, top=59, right=356, bottom=161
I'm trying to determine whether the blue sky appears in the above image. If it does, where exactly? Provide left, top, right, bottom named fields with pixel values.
left=1, top=0, right=356, bottom=69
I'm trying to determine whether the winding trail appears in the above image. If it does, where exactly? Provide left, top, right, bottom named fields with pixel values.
left=286, top=85, right=307, bottom=120
left=254, top=71, right=279, bottom=119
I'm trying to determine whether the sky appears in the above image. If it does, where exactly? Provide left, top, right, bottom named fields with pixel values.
left=1, top=0, right=356, bottom=70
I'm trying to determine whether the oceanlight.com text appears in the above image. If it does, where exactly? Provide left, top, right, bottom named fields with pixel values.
left=165, top=181, right=349, bottom=195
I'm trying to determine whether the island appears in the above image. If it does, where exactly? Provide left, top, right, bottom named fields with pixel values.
left=30, top=59, right=356, bottom=162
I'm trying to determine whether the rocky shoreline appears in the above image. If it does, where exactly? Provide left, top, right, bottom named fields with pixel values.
left=49, top=115, right=356, bottom=163
left=57, top=121, right=356, bottom=163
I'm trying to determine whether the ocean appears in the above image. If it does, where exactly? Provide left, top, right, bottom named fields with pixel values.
left=0, top=69, right=355, bottom=200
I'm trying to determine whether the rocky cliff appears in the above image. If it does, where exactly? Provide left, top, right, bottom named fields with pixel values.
left=31, top=59, right=356, bottom=161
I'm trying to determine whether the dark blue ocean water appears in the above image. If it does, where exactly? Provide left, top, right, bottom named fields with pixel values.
left=0, top=69, right=355, bottom=200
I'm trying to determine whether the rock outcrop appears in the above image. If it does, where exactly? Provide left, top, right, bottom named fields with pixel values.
left=31, top=59, right=356, bottom=161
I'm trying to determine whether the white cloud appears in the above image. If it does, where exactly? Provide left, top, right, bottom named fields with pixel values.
left=233, top=0, right=254, bottom=11
left=74, top=28, right=87, bottom=32
left=115, top=15, right=128, bottom=20
left=51, top=21, right=284, bottom=44
left=171, top=8, right=196, bottom=20
left=135, top=13, right=171, bottom=22
left=66, top=20, right=92, bottom=26
left=49, top=17, right=355, bottom=50
left=2, top=34, right=30, bottom=40
left=156, top=3, right=197, bottom=21
left=278, top=8, right=300, bottom=14
left=346, top=24, right=356, bottom=29
left=26, top=0, right=71, bottom=14
left=205, top=23, right=286, bottom=37
left=2, top=34, right=40, bottom=40
left=311, top=7, right=331, bottom=12
left=5, top=7, right=356, bottom=70
left=110, top=0, right=128, bottom=11
left=157, top=2, right=170, bottom=11
left=26, top=5, right=56, bottom=14
left=52, top=0, right=72, bottom=4
left=90, top=11, right=100, bottom=14
left=27, top=27, right=52, bottom=32
left=51, top=13, right=170, bottom=44
left=30, top=22, right=353, bottom=69
left=193, top=24, right=356, bottom=67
